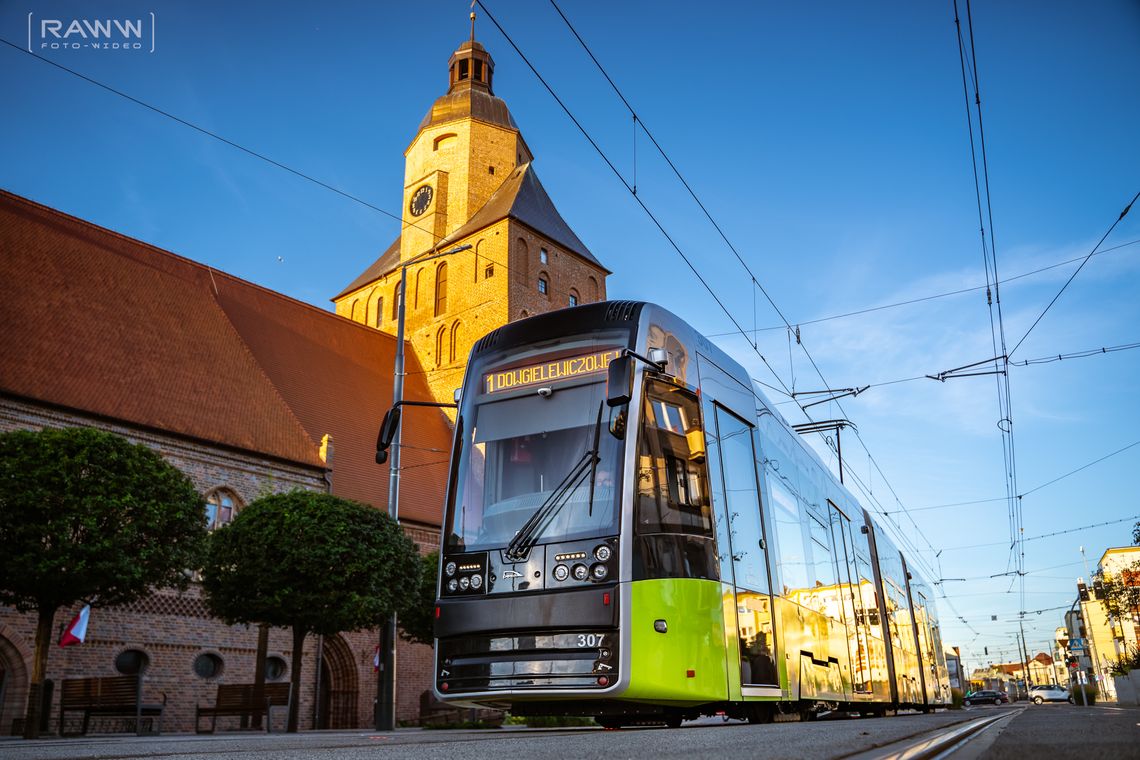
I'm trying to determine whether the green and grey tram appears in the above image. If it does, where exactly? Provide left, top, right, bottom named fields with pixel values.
left=430, top=301, right=949, bottom=725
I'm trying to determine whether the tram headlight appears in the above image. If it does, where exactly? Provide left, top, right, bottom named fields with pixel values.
left=469, top=574, right=483, bottom=590
left=553, top=564, right=570, bottom=582
left=593, top=544, right=612, bottom=562
left=445, top=561, right=457, bottom=577
left=459, top=577, right=470, bottom=591
left=447, top=578, right=458, bottom=593
left=572, top=563, right=589, bottom=581
left=591, top=563, right=608, bottom=581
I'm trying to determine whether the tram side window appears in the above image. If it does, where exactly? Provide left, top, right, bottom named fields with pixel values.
left=770, top=478, right=810, bottom=596
left=632, top=380, right=718, bottom=581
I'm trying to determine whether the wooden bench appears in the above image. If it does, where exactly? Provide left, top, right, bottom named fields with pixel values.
left=59, top=675, right=165, bottom=735
left=195, top=682, right=291, bottom=733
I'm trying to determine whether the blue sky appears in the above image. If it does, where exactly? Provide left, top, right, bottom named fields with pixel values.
left=3, top=1, right=1138, bottom=672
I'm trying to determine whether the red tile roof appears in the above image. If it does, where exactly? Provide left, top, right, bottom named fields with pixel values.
left=0, top=190, right=452, bottom=528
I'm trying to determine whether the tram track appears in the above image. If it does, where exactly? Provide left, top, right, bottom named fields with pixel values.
left=841, top=708, right=1022, bottom=760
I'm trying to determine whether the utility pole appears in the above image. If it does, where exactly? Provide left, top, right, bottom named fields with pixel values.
left=1018, top=619, right=1033, bottom=697
left=1079, top=545, right=1108, bottom=699
left=375, top=244, right=471, bottom=732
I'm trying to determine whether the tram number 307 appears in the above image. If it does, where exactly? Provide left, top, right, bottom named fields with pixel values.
left=577, top=634, right=606, bottom=648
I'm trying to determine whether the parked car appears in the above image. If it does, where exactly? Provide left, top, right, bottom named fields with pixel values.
left=963, top=690, right=1005, bottom=706
left=1029, top=684, right=1074, bottom=704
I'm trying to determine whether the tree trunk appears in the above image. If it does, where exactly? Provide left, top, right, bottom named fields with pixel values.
left=23, top=605, right=56, bottom=739
left=251, top=623, right=269, bottom=729
left=287, top=626, right=306, bottom=733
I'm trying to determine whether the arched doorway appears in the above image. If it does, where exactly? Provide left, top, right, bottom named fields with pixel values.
left=316, top=634, right=358, bottom=729
left=0, top=630, right=30, bottom=736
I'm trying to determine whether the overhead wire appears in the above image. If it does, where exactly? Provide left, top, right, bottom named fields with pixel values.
left=536, top=0, right=941, bottom=579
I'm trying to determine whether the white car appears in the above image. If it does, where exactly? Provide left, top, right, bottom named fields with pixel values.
left=1029, top=684, right=1073, bottom=704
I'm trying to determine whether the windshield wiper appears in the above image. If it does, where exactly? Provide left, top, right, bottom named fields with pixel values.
left=586, top=402, right=603, bottom=517
left=505, top=448, right=598, bottom=561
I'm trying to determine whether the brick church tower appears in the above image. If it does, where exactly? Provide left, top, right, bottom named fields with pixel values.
left=333, top=19, right=609, bottom=406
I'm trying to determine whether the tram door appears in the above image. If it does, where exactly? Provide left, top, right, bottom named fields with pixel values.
left=711, top=405, right=778, bottom=686
left=829, top=502, right=873, bottom=695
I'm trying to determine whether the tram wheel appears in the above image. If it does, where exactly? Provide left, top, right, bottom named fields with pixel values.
left=747, top=704, right=774, bottom=724
left=595, top=717, right=622, bottom=730
left=664, top=714, right=683, bottom=729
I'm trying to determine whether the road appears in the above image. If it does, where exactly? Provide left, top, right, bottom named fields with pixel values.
left=1, top=705, right=1135, bottom=759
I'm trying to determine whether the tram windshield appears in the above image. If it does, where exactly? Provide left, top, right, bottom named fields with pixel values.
left=444, top=337, right=627, bottom=553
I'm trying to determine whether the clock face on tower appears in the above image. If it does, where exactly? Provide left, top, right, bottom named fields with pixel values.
left=409, top=184, right=433, bottom=217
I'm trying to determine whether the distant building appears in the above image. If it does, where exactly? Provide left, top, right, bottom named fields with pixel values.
left=1065, top=544, right=1140, bottom=702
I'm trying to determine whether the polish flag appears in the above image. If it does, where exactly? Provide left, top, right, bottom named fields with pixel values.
left=59, top=605, right=90, bottom=647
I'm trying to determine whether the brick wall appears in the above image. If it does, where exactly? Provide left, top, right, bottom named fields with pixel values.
left=0, top=397, right=442, bottom=734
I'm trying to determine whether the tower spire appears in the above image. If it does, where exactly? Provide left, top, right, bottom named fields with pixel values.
left=470, top=7, right=476, bottom=43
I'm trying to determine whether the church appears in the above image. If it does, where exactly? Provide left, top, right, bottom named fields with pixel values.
left=0, top=28, right=608, bottom=733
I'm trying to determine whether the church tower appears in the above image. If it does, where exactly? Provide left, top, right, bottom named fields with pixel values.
left=333, top=16, right=609, bottom=408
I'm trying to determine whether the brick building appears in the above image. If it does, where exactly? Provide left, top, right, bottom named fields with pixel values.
left=0, top=27, right=606, bottom=735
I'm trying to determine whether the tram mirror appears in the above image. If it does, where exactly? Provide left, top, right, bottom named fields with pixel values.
left=606, top=354, right=633, bottom=407
left=375, top=406, right=401, bottom=464
left=608, top=407, right=627, bottom=440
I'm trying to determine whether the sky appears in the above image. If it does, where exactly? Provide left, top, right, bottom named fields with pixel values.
left=2, top=0, right=1139, bottom=674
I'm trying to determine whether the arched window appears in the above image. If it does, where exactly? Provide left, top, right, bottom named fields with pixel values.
left=449, top=321, right=461, bottom=363
left=514, top=238, right=529, bottom=283
left=435, top=325, right=447, bottom=367
left=414, top=268, right=423, bottom=310
left=205, top=488, right=241, bottom=530
left=474, top=240, right=483, bottom=282
left=537, top=272, right=549, bottom=296
left=433, top=133, right=457, bottom=151
left=392, top=284, right=400, bottom=320
left=374, top=296, right=384, bottom=327
left=434, top=262, right=448, bottom=316
left=588, top=276, right=599, bottom=302
left=569, top=289, right=579, bottom=307
left=349, top=300, right=360, bottom=321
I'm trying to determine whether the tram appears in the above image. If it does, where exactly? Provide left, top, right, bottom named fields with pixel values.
left=425, top=301, right=949, bottom=726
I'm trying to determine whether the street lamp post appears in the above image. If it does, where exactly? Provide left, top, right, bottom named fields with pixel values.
left=375, top=244, right=471, bottom=732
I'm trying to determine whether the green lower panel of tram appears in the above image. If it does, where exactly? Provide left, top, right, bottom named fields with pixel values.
left=623, top=578, right=730, bottom=703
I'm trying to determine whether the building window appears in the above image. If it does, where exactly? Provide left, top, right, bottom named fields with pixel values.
left=450, top=321, right=460, bottom=363
left=205, top=489, right=239, bottom=530
left=569, top=289, right=579, bottom=307
left=436, top=326, right=447, bottom=368
left=514, top=238, right=530, bottom=283
left=537, top=273, right=549, bottom=296
left=488, top=165, right=495, bottom=175
left=435, top=262, right=448, bottom=316
left=459, top=59, right=469, bottom=80
left=349, top=300, right=360, bottom=321
left=485, top=263, right=494, bottom=279
left=540, top=248, right=548, bottom=264
left=193, top=652, right=224, bottom=680
left=115, top=649, right=150, bottom=675
left=588, top=275, right=599, bottom=302
left=265, top=656, right=288, bottom=681
left=474, top=60, right=483, bottom=82
left=414, top=268, right=423, bottom=310
left=375, top=297, right=383, bottom=327
left=392, top=284, right=400, bottom=320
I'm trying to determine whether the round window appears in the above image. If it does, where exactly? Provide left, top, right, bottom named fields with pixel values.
left=265, top=655, right=287, bottom=681
left=193, top=652, right=224, bottom=679
left=114, top=649, right=150, bottom=675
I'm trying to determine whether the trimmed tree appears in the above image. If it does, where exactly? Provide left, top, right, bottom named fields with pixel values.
left=200, top=491, right=420, bottom=732
left=0, top=427, right=207, bottom=738
left=398, top=551, right=439, bottom=647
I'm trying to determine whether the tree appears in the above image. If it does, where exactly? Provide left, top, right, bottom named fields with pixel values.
left=398, top=551, right=439, bottom=647
left=200, top=491, right=420, bottom=732
left=1099, top=560, right=1140, bottom=630
left=0, top=427, right=207, bottom=738
left=1133, top=520, right=1139, bottom=545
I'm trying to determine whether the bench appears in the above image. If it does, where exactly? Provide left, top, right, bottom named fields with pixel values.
left=195, top=682, right=292, bottom=733
left=59, top=675, right=165, bottom=736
